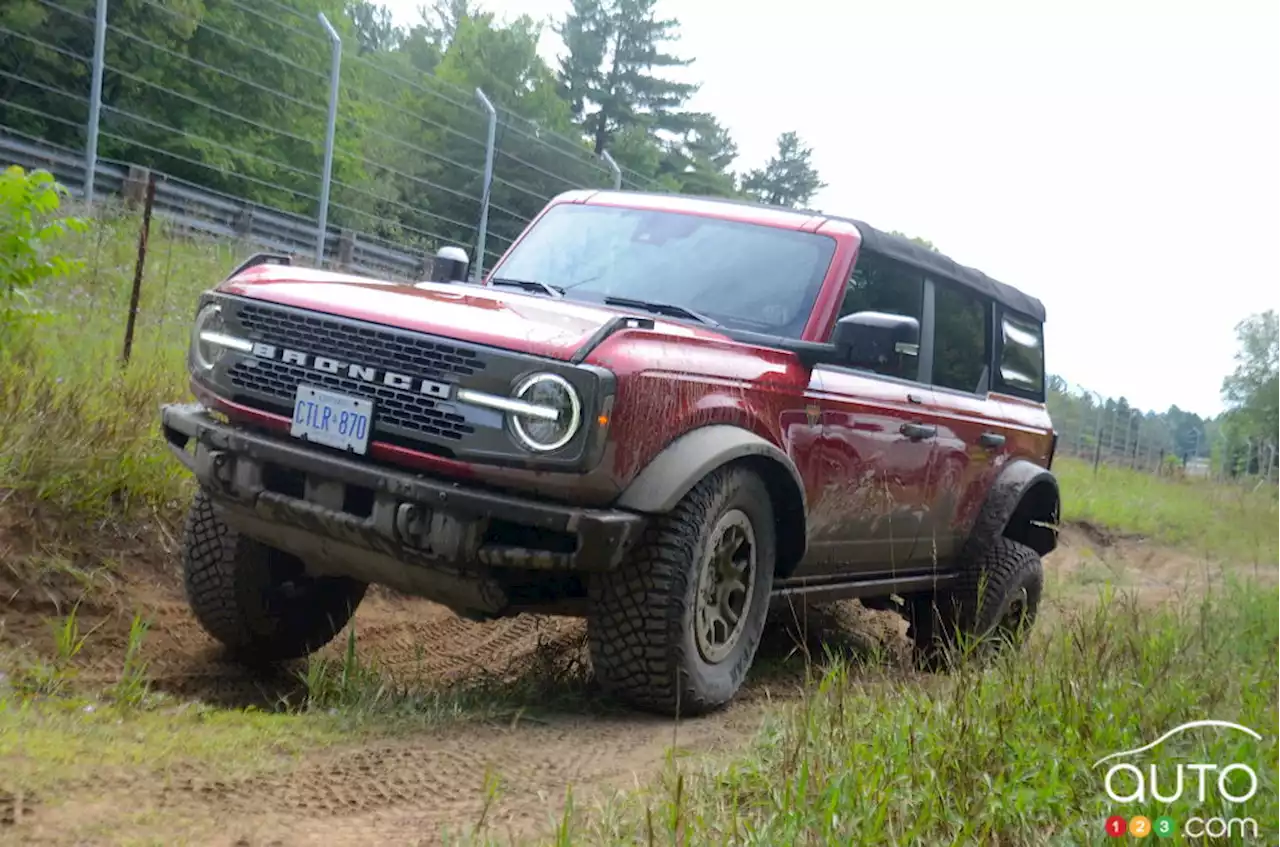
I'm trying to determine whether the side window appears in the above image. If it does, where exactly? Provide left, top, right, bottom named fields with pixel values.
left=997, top=309, right=1045, bottom=398
left=839, top=250, right=923, bottom=380
left=931, top=281, right=991, bottom=393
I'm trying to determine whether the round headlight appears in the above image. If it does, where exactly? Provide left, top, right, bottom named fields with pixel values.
left=509, top=373, right=582, bottom=452
left=191, top=303, right=226, bottom=372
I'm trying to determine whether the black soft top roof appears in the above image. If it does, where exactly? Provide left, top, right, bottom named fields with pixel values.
left=837, top=218, right=1046, bottom=323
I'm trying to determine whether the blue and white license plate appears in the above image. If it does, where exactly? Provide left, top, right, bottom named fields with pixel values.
left=290, top=384, right=373, bottom=455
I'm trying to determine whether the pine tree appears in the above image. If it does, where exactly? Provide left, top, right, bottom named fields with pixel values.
left=741, top=131, right=827, bottom=208
left=556, top=0, right=697, bottom=155
left=659, top=113, right=739, bottom=196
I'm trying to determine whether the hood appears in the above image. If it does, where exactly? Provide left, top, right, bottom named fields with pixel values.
left=219, top=265, right=727, bottom=360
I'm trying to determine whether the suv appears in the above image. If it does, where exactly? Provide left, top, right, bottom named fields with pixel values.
left=161, top=190, right=1060, bottom=716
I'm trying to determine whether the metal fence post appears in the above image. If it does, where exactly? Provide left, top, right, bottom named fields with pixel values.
left=601, top=150, right=622, bottom=189
left=473, top=88, right=496, bottom=283
left=1091, top=396, right=1104, bottom=475
left=315, top=13, right=342, bottom=266
left=84, top=0, right=108, bottom=204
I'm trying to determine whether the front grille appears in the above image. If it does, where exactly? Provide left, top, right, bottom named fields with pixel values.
left=228, top=359, right=474, bottom=441
left=226, top=301, right=489, bottom=445
left=237, top=302, right=487, bottom=379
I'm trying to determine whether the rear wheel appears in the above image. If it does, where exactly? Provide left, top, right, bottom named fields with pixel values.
left=181, top=489, right=366, bottom=662
left=908, top=536, right=1043, bottom=670
left=588, top=466, right=776, bottom=716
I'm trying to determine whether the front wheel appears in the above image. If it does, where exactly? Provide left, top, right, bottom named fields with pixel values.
left=588, top=465, right=776, bottom=716
left=908, top=536, right=1043, bottom=670
left=181, top=489, right=367, bottom=662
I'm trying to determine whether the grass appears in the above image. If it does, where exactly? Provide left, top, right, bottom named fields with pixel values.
left=0, top=202, right=234, bottom=523
left=1056, top=456, right=1279, bottom=565
left=0, top=695, right=357, bottom=795
left=533, top=581, right=1279, bottom=846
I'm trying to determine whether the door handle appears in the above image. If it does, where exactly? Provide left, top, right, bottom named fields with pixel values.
left=978, top=431, right=1006, bottom=449
left=900, top=422, right=936, bottom=440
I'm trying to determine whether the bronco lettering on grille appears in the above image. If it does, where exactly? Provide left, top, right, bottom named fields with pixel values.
left=251, top=342, right=453, bottom=399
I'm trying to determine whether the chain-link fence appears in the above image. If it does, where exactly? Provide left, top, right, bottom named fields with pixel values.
left=1, top=0, right=661, bottom=279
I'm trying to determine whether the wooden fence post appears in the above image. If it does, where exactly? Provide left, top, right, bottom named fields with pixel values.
left=121, top=173, right=157, bottom=365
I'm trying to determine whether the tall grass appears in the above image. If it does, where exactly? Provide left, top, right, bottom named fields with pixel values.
left=550, top=581, right=1278, bottom=846
left=0, top=204, right=236, bottom=520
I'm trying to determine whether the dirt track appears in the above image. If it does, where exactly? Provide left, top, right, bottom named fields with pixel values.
left=5, top=590, right=901, bottom=845
left=1, top=509, right=904, bottom=845
left=1, top=522, right=1253, bottom=845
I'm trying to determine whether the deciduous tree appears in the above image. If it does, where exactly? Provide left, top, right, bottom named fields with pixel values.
left=1221, top=310, right=1279, bottom=435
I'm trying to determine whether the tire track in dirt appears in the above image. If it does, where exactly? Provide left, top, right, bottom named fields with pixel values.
left=8, top=586, right=896, bottom=845
left=150, top=708, right=760, bottom=846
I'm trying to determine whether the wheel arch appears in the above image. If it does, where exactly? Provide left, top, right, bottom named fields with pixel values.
left=1003, top=476, right=1061, bottom=556
left=615, top=424, right=808, bottom=578
left=968, top=459, right=1061, bottom=557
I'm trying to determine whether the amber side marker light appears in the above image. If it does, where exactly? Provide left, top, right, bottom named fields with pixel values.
left=597, top=414, right=610, bottom=426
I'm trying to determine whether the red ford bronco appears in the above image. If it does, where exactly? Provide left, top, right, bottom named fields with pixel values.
left=161, top=190, right=1060, bottom=715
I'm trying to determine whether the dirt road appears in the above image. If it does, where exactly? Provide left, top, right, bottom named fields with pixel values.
left=1, top=524, right=1248, bottom=845
left=2, top=518, right=903, bottom=846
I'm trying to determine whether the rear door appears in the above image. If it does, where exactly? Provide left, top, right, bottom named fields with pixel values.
left=917, top=286, right=1051, bottom=560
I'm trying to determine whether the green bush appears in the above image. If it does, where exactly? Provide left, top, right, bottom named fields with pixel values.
left=0, top=165, right=86, bottom=333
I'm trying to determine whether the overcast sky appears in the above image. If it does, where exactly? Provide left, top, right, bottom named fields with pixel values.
left=387, top=0, right=1279, bottom=417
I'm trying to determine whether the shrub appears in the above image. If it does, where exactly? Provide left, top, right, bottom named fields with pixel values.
left=0, top=165, right=86, bottom=334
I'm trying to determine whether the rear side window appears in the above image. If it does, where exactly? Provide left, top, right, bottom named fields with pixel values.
left=997, top=309, right=1045, bottom=398
left=932, top=281, right=991, bottom=393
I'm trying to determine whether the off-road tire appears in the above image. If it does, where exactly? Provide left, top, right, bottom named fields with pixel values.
left=181, top=488, right=366, bottom=662
left=907, top=536, right=1042, bottom=670
left=588, top=465, right=776, bottom=716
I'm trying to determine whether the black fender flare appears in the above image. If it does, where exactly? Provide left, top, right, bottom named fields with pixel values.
left=966, top=459, right=1061, bottom=557
left=616, top=425, right=808, bottom=572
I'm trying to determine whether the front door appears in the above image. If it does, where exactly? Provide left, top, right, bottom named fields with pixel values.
left=804, top=372, right=937, bottom=573
left=798, top=248, right=937, bottom=575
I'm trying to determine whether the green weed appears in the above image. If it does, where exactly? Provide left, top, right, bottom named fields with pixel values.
left=107, top=613, right=152, bottom=709
left=8, top=605, right=99, bottom=697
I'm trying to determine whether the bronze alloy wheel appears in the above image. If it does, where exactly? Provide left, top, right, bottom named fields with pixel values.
left=693, top=508, right=758, bottom=664
left=994, top=585, right=1031, bottom=641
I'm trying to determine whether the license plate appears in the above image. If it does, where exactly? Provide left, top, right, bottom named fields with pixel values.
left=290, top=384, right=373, bottom=455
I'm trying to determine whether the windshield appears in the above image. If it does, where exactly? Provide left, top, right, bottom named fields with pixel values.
left=491, top=204, right=838, bottom=337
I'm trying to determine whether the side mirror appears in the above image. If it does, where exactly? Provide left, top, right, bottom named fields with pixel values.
left=429, top=246, right=471, bottom=283
left=832, top=311, right=920, bottom=375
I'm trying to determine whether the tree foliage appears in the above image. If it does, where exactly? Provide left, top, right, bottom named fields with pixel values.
left=1218, top=310, right=1279, bottom=475
left=0, top=0, right=827, bottom=267
left=555, top=0, right=696, bottom=155
left=742, top=131, right=826, bottom=209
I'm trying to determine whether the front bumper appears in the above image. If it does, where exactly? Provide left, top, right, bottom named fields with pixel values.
left=161, top=402, right=646, bottom=615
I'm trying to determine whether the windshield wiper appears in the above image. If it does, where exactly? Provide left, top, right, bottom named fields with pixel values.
left=602, top=296, right=721, bottom=327
left=487, top=277, right=563, bottom=298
